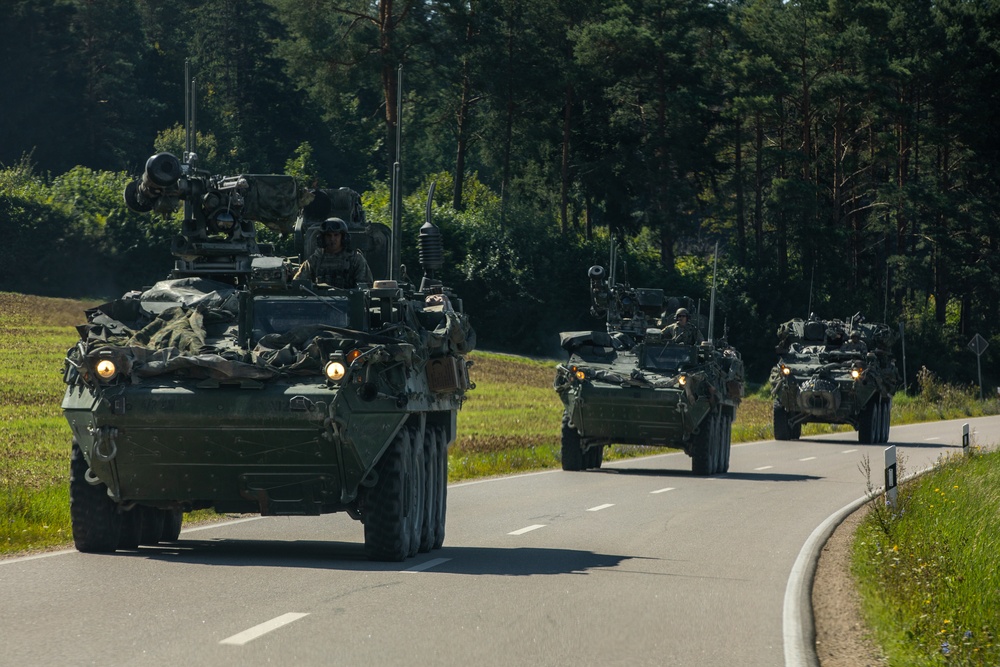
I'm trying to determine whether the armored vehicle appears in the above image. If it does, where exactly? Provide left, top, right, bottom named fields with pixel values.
left=769, top=315, right=899, bottom=444
left=554, top=255, right=745, bottom=475
left=61, top=151, right=474, bottom=561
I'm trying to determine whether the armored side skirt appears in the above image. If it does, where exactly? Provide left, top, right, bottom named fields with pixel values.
left=62, top=381, right=406, bottom=515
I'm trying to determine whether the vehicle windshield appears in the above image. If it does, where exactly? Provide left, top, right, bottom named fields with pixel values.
left=252, top=296, right=350, bottom=341
left=640, top=344, right=696, bottom=372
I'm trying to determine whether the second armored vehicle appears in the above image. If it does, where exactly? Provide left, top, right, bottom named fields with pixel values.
left=61, top=151, right=474, bottom=561
left=554, top=254, right=745, bottom=475
left=769, top=315, right=899, bottom=444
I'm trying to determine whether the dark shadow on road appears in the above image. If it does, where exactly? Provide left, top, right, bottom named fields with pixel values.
left=596, top=467, right=821, bottom=482
left=126, top=541, right=633, bottom=576
left=792, top=436, right=961, bottom=449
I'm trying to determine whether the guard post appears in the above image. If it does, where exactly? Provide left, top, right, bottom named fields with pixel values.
left=962, top=423, right=970, bottom=456
left=884, top=445, right=898, bottom=507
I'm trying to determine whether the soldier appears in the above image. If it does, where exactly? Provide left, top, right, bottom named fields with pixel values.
left=842, top=331, right=868, bottom=353
left=661, top=307, right=704, bottom=345
left=293, top=218, right=373, bottom=288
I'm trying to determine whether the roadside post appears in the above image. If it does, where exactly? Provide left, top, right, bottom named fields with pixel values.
left=884, top=445, right=897, bottom=507
left=967, top=334, right=988, bottom=400
left=962, top=423, right=970, bottom=456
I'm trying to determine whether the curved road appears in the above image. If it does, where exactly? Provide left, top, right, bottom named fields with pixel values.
left=2, top=416, right=996, bottom=666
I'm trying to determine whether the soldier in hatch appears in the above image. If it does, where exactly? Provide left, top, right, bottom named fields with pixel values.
left=661, top=307, right=704, bottom=345
left=841, top=331, right=868, bottom=353
left=293, top=218, right=373, bottom=288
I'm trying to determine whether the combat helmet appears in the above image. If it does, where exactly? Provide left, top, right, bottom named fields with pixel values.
left=319, top=217, right=351, bottom=250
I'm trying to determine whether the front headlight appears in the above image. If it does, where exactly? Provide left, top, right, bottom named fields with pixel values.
left=678, top=374, right=687, bottom=386
left=781, top=364, right=791, bottom=376
left=325, top=361, right=346, bottom=382
left=850, top=367, right=862, bottom=380
left=95, top=359, right=117, bottom=380
left=570, top=365, right=587, bottom=381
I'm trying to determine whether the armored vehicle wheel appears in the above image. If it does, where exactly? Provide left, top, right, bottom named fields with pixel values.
left=432, top=426, right=448, bottom=549
left=139, top=506, right=165, bottom=545
left=117, top=509, right=142, bottom=550
left=408, top=426, right=426, bottom=558
left=363, top=428, right=414, bottom=561
left=857, top=399, right=877, bottom=444
left=718, top=408, right=734, bottom=473
left=773, top=405, right=800, bottom=441
left=584, top=444, right=604, bottom=470
left=692, top=408, right=723, bottom=476
left=561, top=412, right=585, bottom=471
left=418, top=426, right=437, bottom=553
left=70, top=440, right=122, bottom=553
left=880, top=397, right=892, bottom=443
left=161, top=508, right=183, bottom=542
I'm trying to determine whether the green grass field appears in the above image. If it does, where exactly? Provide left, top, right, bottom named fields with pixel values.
left=3, top=291, right=999, bottom=665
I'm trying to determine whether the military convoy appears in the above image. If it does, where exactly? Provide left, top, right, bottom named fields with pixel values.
left=769, top=315, right=899, bottom=444
left=61, top=150, right=474, bottom=561
left=554, top=252, right=745, bottom=475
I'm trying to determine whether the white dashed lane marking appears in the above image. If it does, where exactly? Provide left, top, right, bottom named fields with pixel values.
left=925, top=437, right=940, bottom=441
left=754, top=465, right=773, bottom=471
left=508, top=524, right=546, bottom=536
left=799, top=457, right=816, bottom=462
left=403, top=558, right=451, bottom=573
left=650, top=487, right=675, bottom=494
left=220, top=613, right=309, bottom=646
left=842, top=449, right=858, bottom=454
left=587, top=504, right=614, bottom=512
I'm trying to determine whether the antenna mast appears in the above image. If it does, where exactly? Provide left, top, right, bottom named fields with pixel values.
left=390, top=65, right=403, bottom=281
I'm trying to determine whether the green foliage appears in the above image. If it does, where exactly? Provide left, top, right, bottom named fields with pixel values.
left=852, top=449, right=1000, bottom=665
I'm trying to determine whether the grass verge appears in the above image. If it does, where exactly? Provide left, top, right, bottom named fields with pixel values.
left=852, top=447, right=1000, bottom=665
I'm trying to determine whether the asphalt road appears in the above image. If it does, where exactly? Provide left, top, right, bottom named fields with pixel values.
left=2, top=416, right=996, bottom=667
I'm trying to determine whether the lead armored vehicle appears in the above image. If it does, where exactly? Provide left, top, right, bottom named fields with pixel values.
left=61, top=151, right=474, bottom=561
left=554, top=250, right=745, bottom=475
left=769, top=315, right=898, bottom=444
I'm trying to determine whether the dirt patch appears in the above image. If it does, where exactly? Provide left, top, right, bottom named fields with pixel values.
left=812, top=505, right=887, bottom=666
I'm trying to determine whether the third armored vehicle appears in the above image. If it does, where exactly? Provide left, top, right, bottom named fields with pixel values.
left=554, top=248, right=744, bottom=475
left=769, top=315, right=899, bottom=444
left=61, top=150, right=474, bottom=562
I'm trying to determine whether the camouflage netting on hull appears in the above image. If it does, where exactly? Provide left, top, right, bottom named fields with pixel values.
left=68, top=278, right=475, bottom=381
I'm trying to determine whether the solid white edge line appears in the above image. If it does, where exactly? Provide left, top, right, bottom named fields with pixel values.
left=783, top=465, right=934, bottom=667
left=508, top=524, right=545, bottom=536
left=220, top=612, right=309, bottom=646
left=403, top=558, right=451, bottom=573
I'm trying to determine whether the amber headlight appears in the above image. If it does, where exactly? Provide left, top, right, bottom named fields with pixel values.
left=95, top=359, right=117, bottom=380
left=781, top=364, right=791, bottom=376
left=678, top=374, right=687, bottom=386
left=325, top=361, right=346, bottom=382
left=346, top=349, right=363, bottom=364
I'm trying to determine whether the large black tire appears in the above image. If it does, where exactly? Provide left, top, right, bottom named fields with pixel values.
left=407, top=426, right=425, bottom=558
left=773, top=404, right=795, bottom=441
left=584, top=444, right=604, bottom=470
left=718, top=409, right=733, bottom=474
left=418, top=426, right=437, bottom=553
left=70, top=440, right=121, bottom=553
left=139, top=506, right=165, bottom=545
left=117, top=508, right=142, bottom=550
left=160, top=508, right=183, bottom=542
left=857, top=399, right=877, bottom=444
left=561, top=412, right=585, bottom=471
left=692, top=408, right=721, bottom=475
left=363, top=428, right=413, bottom=561
left=432, top=426, right=448, bottom=550
left=880, top=397, right=892, bottom=443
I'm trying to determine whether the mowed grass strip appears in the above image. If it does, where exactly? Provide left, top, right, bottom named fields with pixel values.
left=852, top=448, right=1000, bottom=665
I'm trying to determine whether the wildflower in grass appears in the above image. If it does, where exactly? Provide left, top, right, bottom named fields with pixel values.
left=941, top=642, right=950, bottom=655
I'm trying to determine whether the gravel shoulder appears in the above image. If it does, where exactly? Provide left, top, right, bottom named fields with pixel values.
left=812, top=505, right=886, bottom=666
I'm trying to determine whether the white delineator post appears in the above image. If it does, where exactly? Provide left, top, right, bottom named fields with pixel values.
left=884, top=445, right=897, bottom=507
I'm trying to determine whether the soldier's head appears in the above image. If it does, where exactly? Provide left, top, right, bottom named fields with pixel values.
left=318, top=218, right=350, bottom=252
left=675, top=307, right=689, bottom=322
left=849, top=331, right=860, bottom=341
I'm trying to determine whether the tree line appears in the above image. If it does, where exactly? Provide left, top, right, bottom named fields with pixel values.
left=1, top=0, right=998, bottom=388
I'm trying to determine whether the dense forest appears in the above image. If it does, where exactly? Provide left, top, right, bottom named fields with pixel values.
left=2, top=0, right=999, bottom=387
